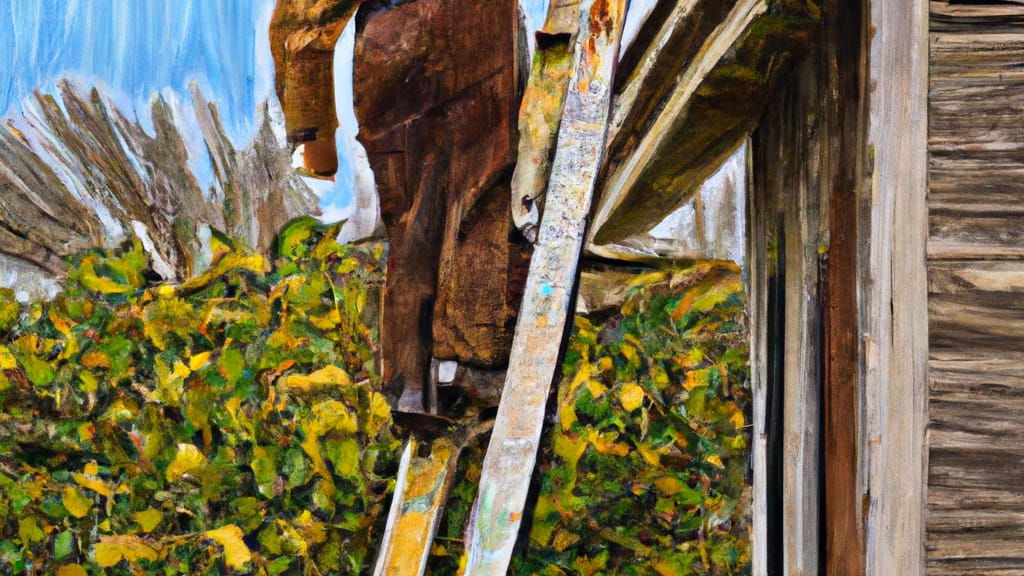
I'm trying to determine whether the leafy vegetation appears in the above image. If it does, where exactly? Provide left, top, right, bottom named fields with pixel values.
left=431, top=264, right=752, bottom=576
left=0, top=218, right=394, bottom=575
left=0, top=220, right=750, bottom=575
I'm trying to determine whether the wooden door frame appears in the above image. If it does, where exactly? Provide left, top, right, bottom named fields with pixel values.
left=746, top=0, right=928, bottom=573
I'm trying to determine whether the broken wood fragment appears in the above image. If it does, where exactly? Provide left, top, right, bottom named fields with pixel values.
left=270, top=0, right=362, bottom=177
left=353, top=0, right=528, bottom=413
left=510, top=0, right=581, bottom=241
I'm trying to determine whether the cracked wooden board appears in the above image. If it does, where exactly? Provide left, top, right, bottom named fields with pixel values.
left=462, top=0, right=627, bottom=573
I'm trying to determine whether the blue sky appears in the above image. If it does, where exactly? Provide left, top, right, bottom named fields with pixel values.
left=0, top=0, right=553, bottom=214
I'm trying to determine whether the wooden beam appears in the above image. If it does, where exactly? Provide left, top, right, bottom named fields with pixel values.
left=862, top=0, right=928, bottom=573
left=462, top=0, right=627, bottom=572
left=590, top=1, right=820, bottom=246
left=590, top=0, right=766, bottom=245
left=822, top=0, right=867, bottom=572
left=745, top=135, right=770, bottom=576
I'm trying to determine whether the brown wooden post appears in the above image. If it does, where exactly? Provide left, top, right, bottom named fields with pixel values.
left=823, top=0, right=868, bottom=572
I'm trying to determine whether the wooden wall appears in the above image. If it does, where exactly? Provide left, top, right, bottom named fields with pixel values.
left=927, top=2, right=1024, bottom=573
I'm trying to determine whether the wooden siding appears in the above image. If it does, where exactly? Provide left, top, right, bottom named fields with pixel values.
left=927, top=2, right=1024, bottom=573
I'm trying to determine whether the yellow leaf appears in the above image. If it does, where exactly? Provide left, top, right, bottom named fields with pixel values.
left=620, top=344, right=638, bottom=364
left=94, top=535, right=160, bottom=567
left=619, top=383, right=645, bottom=412
left=637, top=444, right=663, bottom=466
left=73, top=473, right=112, bottom=498
left=309, top=308, right=341, bottom=331
left=585, top=378, right=607, bottom=399
left=587, top=430, right=630, bottom=457
left=79, top=371, right=98, bottom=393
left=552, top=529, right=581, bottom=552
left=17, top=517, right=45, bottom=544
left=48, top=310, right=78, bottom=359
left=311, top=400, right=357, bottom=435
left=166, top=443, right=206, bottom=482
left=707, top=454, right=724, bottom=468
left=278, top=364, right=352, bottom=394
left=83, top=461, right=99, bottom=476
left=566, top=363, right=591, bottom=396
left=56, top=565, right=89, bottom=576
left=364, top=391, right=392, bottom=434
left=156, top=285, right=175, bottom=298
left=81, top=351, right=111, bottom=370
left=62, top=486, right=93, bottom=518
left=0, top=345, right=16, bottom=369
left=293, top=510, right=328, bottom=545
left=730, top=408, right=746, bottom=429
left=189, top=351, right=212, bottom=372
left=653, top=476, right=684, bottom=496
left=684, top=369, right=708, bottom=392
left=134, top=509, right=163, bottom=532
left=205, top=524, right=252, bottom=571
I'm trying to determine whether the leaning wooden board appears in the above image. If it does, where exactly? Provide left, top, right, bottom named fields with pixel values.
left=462, top=0, right=627, bottom=573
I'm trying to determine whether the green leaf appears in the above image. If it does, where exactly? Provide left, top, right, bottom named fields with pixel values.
left=54, top=530, right=74, bottom=560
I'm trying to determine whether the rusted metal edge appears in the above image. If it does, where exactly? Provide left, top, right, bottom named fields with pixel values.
left=462, top=0, right=628, bottom=573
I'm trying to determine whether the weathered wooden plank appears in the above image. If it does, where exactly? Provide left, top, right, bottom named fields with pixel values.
left=927, top=3, right=1024, bottom=573
left=353, top=0, right=525, bottom=412
left=510, top=0, right=580, bottom=241
left=744, top=136, right=770, bottom=576
left=926, top=347, right=1024, bottom=573
left=864, top=0, right=929, bottom=574
left=928, top=31, right=1024, bottom=258
left=928, top=262, right=1024, bottom=354
left=462, top=1, right=626, bottom=572
left=931, top=0, right=1024, bottom=30
left=752, top=53, right=827, bottom=574
left=590, top=0, right=819, bottom=245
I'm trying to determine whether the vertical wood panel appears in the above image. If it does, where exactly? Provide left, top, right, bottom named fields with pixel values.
left=863, top=0, right=929, bottom=574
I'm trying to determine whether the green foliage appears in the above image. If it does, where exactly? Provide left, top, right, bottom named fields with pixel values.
left=0, top=222, right=751, bottom=575
left=514, top=262, right=752, bottom=576
left=0, top=226, right=394, bottom=575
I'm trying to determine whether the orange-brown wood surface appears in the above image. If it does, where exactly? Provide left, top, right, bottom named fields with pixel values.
left=353, top=0, right=528, bottom=411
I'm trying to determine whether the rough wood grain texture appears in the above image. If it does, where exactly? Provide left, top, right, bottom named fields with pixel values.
left=820, top=0, right=867, bottom=571
left=753, top=58, right=827, bottom=574
left=589, top=0, right=819, bottom=246
left=745, top=133, right=770, bottom=576
left=270, top=0, right=362, bottom=176
left=926, top=2, right=1024, bottom=574
left=373, top=422, right=491, bottom=576
left=928, top=29, right=1024, bottom=261
left=463, top=0, right=626, bottom=571
left=509, top=0, right=580, bottom=240
left=353, top=0, right=527, bottom=411
left=927, top=265, right=1024, bottom=574
left=864, top=0, right=928, bottom=573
